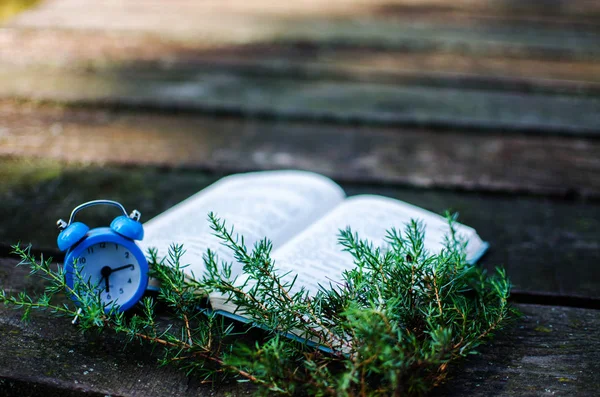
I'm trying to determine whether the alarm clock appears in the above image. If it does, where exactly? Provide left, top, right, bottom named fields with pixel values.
left=57, top=200, right=149, bottom=312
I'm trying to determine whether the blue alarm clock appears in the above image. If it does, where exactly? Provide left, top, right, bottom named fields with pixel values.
left=57, top=200, right=149, bottom=312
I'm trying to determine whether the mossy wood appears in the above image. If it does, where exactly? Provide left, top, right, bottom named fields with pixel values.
left=2, top=103, right=600, bottom=198
left=1, top=256, right=598, bottom=396
left=1, top=66, right=599, bottom=135
left=0, top=158, right=599, bottom=302
left=1, top=0, right=599, bottom=395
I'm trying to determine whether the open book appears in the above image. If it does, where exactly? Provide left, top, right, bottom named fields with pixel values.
left=140, top=170, right=488, bottom=320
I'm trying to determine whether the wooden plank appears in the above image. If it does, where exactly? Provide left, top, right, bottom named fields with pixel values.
left=2, top=30, right=600, bottom=99
left=10, top=0, right=600, bottom=33
left=371, top=0, right=600, bottom=26
left=7, top=1, right=600, bottom=59
left=2, top=102, right=600, bottom=198
left=3, top=2, right=599, bottom=134
left=1, top=258, right=598, bottom=396
left=432, top=304, right=600, bottom=396
left=0, top=258, right=250, bottom=397
left=10, top=0, right=600, bottom=21
left=1, top=66, right=598, bottom=135
left=3, top=29, right=600, bottom=89
left=0, top=157, right=598, bottom=300
left=11, top=0, right=600, bottom=22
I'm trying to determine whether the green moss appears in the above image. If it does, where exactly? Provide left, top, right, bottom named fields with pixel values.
left=575, top=218, right=597, bottom=232
left=0, top=0, right=41, bottom=23
left=569, top=319, right=584, bottom=329
left=0, top=156, right=218, bottom=248
left=534, top=325, right=552, bottom=333
left=0, top=157, right=64, bottom=192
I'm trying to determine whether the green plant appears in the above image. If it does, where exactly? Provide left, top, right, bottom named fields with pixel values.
left=1, top=213, right=515, bottom=396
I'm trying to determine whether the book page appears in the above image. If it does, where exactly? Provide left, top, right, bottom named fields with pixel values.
left=271, top=195, right=488, bottom=295
left=139, top=170, right=346, bottom=277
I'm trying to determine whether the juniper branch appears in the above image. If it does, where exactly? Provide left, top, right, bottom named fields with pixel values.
left=2, top=214, right=516, bottom=396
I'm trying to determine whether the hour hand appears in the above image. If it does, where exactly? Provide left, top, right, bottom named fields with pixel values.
left=100, top=275, right=110, bottom=293
left=100, top=266, right=112, bottom=292
left=111, top=264, right=134, bottom=272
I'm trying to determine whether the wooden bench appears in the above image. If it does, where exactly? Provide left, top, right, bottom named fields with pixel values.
left=1, top=1, right=599, bottom=395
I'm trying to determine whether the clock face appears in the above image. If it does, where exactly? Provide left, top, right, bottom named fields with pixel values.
left=74, top=242, right=142, bottom=308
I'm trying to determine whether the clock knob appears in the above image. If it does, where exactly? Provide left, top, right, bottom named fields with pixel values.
left=57, top=219, right=68, bottom=230
left=129, top=209, right=141, bottom=221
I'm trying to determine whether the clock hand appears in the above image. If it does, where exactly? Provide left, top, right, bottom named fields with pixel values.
left=111, top=264, right=134, bottom=273
left=100, top=266, right=112, bottom=293
left=98, top=264, right=133, bottom=294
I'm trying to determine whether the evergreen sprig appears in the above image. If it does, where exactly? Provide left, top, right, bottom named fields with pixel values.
left=1, top=213, right=515, bottom=396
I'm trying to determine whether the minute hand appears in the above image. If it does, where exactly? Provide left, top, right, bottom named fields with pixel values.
left=111, top=264, right=134, bottom=272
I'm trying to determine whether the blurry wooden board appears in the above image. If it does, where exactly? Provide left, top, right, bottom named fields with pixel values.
left=2, top=102, right=600, bottom=198
left=2, top=30, right=600, bottom=92
left=0, top=157, right=598, bottom=300
left=8, top=0, right=600, bottom=22
left=9, top=0, right=600, bottom=22
left=1, top=66, right=598, bottom=135
left=7, top=0, right=600, bottom=60
left=1, top=258, right=598, bottom=396
left=3, top=1, right=599, bottom=135
left=4, top=0, right=600, bottom=95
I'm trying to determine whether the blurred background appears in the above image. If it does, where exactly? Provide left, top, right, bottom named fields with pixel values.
left=0, top=0, right=599, bottom=302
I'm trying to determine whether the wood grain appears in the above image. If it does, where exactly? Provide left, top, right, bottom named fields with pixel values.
left=1, top=258, right=598, bottom=396
left=3, top=30, right=600, bottom=90
left=1, top=1, right=598, bottom=395
left=2, top=102, right=599, bottom=198
left=0, top=257, right=250, bottom=397
left=8, top=17, right=598, bottom=60
left=10, top=0, right=600, bottom=20
left=1, top=66, right=598, bottom=135
left=0, top=158, right=598, bottom=299
left=432, top=304, right=600, bottom=396
left=8, top=0, right=600, bottom=57
left=3, top=0, right=599, bottom=135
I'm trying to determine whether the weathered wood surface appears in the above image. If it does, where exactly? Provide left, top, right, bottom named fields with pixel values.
left=3, top=30, right=600, bottom=92
left=1, top=0, right=599, bottom=395
left=7, top=0, right=600, bottom=58
left=431, top=304, right=600, bottom=396
left=8, top=0, right=600, bottom=22
left=2, top=101, right=600, bottom=198
left=0, top=261, right=252, bottom=397
left=2, top=66, right=599, bottom=135
left=1, top=257, right=599, bottom=396
left=0, top=157, right=598, bottom=301
left=2, top=0, right=599, bottom=135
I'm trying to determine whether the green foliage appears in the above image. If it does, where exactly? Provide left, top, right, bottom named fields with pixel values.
left=1, top=213, right=515, bottom=396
